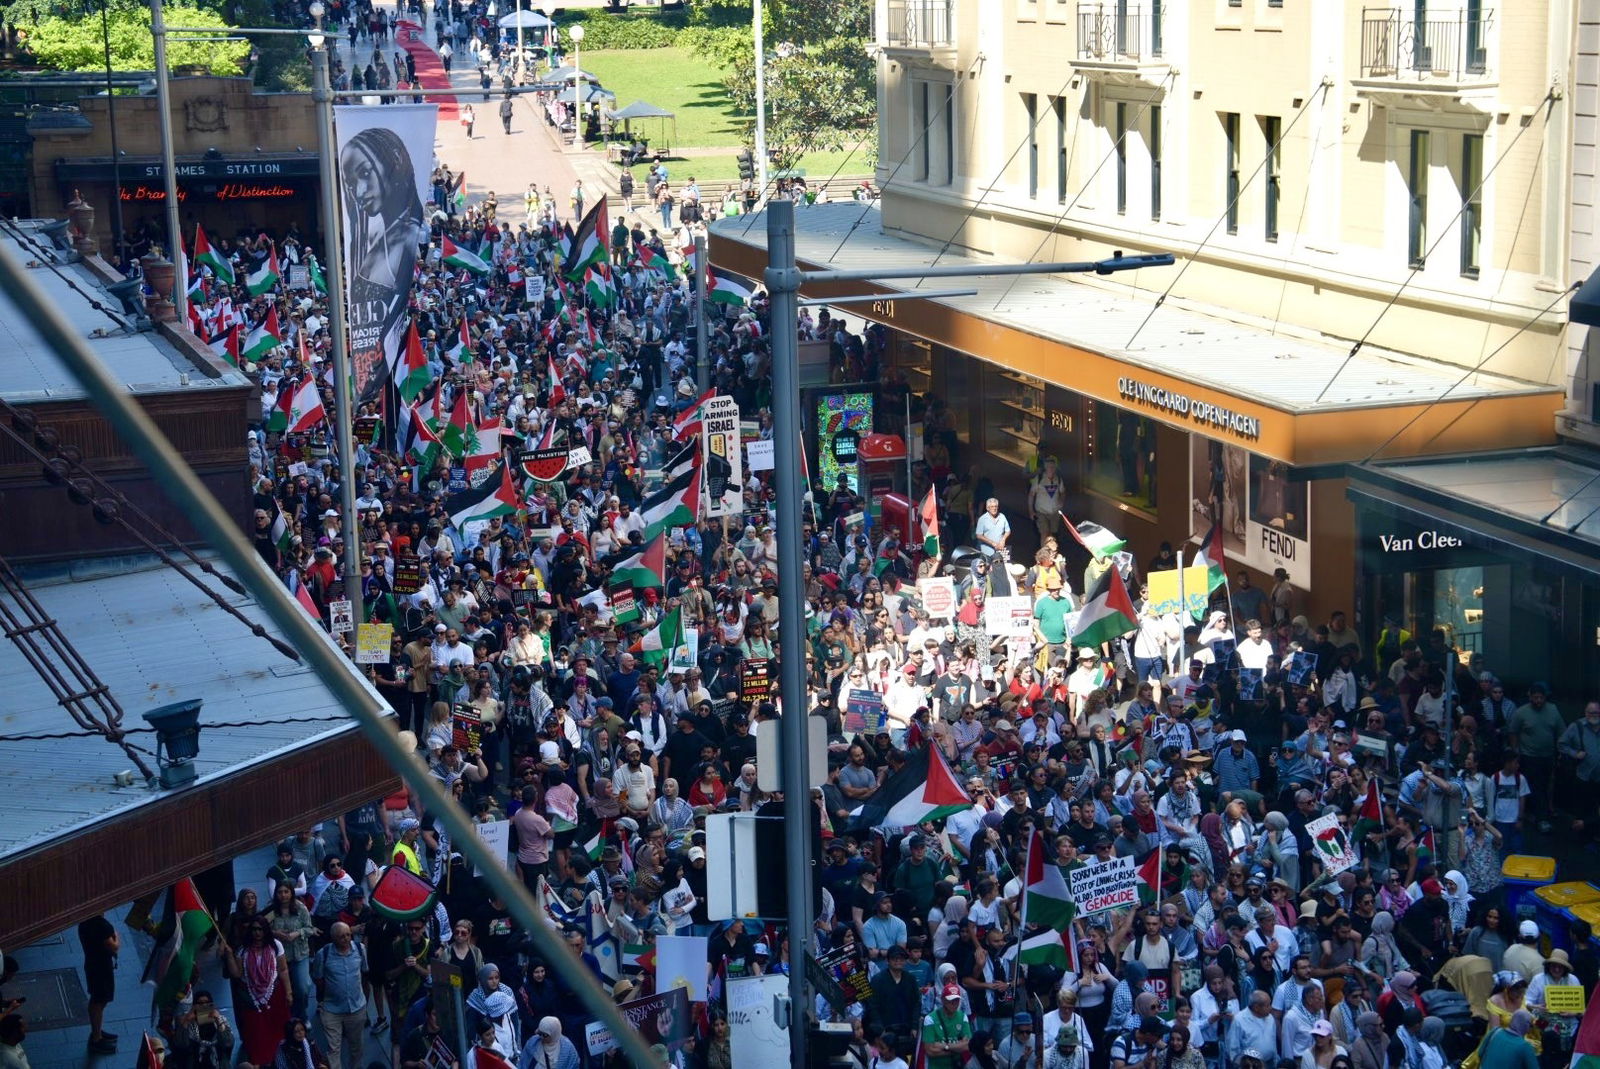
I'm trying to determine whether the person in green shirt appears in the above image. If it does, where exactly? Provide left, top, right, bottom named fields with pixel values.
left=894, top=835, right=952, bottom=916
left=1508, top=682, right=1564, bottom=829
left=921, top=984, right=973, bottom=1069
left=1033, top=579, right=1073, bottom=660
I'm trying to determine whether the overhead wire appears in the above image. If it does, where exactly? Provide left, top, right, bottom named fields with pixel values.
left=1311, top=90, right=1555, bottom=404
left=1123, top=79, right=1331, bottom=350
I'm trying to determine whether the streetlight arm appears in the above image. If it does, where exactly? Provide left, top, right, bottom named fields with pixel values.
left=799, top=252, right=1176, bottom=285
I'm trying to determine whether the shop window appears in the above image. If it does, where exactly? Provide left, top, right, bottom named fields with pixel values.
left=985, top=369, right=1044, bottom=469
left=1084, top=400, right=1158, bottom=513
left=1460, top=133, right=1483, bottom=278
left=1408, top=129, right=1430, bottom=269
left=1024, top=92, right=1039, bottom=198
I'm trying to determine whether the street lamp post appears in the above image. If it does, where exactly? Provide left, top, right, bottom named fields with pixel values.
left=753, top=0, right=767, bottom=199
left=149, top=0, right=185, bottom=326
left=307, top=0, right=363, bottom=629
left=569, top=23, right=585, bottom=147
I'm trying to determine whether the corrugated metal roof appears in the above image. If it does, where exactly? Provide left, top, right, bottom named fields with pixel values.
left=710, top=203, right=1555, bottom=413
left=0, top=557, right=389, bottom=862
left=0, top=226, right=251, bottom=402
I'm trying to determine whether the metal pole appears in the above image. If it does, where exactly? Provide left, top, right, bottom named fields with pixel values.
left=101, top=0, right=126, bottom=269
left=572, top=32, right=581, bottom=147
left=694, top=233, right=709, bottom=392
left=312, top=31, right=363, bottom=628
left=0, top=238, right=666, bottom=1069
left=149, top=0, right=186, bottom=326
left=905, top=388, right=912, bottom=497
left=765, top=198, right=809, bottom=1069
left=753, top=0, right=768, bottom=201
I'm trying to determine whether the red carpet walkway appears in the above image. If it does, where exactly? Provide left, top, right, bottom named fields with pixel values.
left=395, top=19, right=458, bottom=121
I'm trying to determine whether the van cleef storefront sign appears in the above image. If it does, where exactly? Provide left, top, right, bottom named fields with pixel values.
left=1118, top=377, right=1262, bottom=440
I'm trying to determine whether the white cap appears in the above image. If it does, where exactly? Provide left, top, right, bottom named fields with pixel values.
left=1520, top=919, right=1540, bottom=939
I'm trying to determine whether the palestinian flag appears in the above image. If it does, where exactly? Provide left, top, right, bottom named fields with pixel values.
left=583, top=262, right=617, bottom=309
left=242, top=306, right=283, bottom=361
left=187, top=270, right=207, bottom=306
left=1021, top=829, right=1077, bottom=931
left=1193, top=522, right=1228, bottom=595
left=439, top=389, right=474, bottom=458
left=307, top=254, right=327, bottom=295
left=445, top=462, right=520, bottom=528
left=209, top=324, right=241, bottom=367
left=463, top=417, right=502, bottom=480
left=1570, top=982, right=1600, bottom=1069
left=633, top=246, right=675, bottom=280
left=1352, top=778, right=1384, bottom=842
left=1071, top=565, right=1138, bottom=648
left=397, top=322, right=433, bottom=403
left=245, top=244, right=280, bottom=297
left=622, top=942, right=657, bottom=973
left=1016, top=926, right=1077, bottom=972
left=193, top=224, right=234, bottom=285
left=1137, top=848, right=1163, bottom=904
left=399, top=394, right=444, bottom=468
left=847, top=745, right=971, bottom=831
left=291, top=570, right=322, bottom=620
left=546, top=355, right=567, bottom=406
left=919, top=485, right=940, bottom=558
left=151, top=879, right=215, bottom=1011
left=673, top=388, right=716, bottom=441
left=1061, top=514, right=1126, bottom=558
left=708, top=269, right=753, bottom=307
left=1416, top=826, right=1436, bottom=862
left=564, top=198, right=610, bottom=280
left=631, top=607, right=682, bottom=669
left=580, top=831, right=605, bottom=862
left=638, top=464, right=701, bottom=531
left=611, top=530, right=667, bottom=588
left=442, top=234, right=491, bottom=277
left=270, top=507, right=294, bottom=557
left=445, top=316, right=472, bottom=364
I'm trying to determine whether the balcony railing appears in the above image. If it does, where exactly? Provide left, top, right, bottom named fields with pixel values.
left=882, top=0, right=955, bottom=50
left=1077, top=3, right=1163, bottom=63
left=1360, top=7, right=1493, bottom=83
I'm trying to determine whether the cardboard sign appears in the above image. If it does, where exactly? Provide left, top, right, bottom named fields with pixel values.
left=287, top=264, right=310, bottom=290
left=985, top=595, right=1034, bottom=638
left=740, top=659, right=772, bottom=704
left=525, top=274, right=546, bottom=305
left=472, top=819, right=513, bottom=875
left=844, top=688, right=886, bottom=734
left=669, top=629, right=699, bottom=674
left=451, top=703, right=482, bottom=752
left=1305, top=812, right=1358, bottom=876
left=392, top=557, right=424, bottom=595
left=568, top=445, right=593, bottom=468
left=917, top=577, right=957, bottom=620
left=701, top=395, right=743, bottom=518
left=1144, top=565, right=1212, bottom=619
left=1545, top=985, right=1587, bottom=1014
left=1066, top=854, right=1138, bottom=915
left=584, top=987, right=690, bottom=1056
left=355, top=623, right=393, bottom=663
left=328, top=598, right=354, bottom=633
left=746, top=438, right=775, bottom=472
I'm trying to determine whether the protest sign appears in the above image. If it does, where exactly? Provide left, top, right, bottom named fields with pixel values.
left=287, top=264, right=310, bottom=291
left=328, top=598, right=354, bottom=633
left=669, top=629, right=699, bottom=674
left=1067, top=854, right=1138, bottom=915
left=585, top=987, right=691, bottom=1056
left=985, top=595, right=1034, bottom=638
left=568, top=445, right=593, bottom=468
left=741, top=659, right=772, bottom=703
left=918, top=577, right=957, bottom=620
left=355, top=623, right=392, bottom=664
left=844, top=689, right=886, bottom=734
left=525, top=274, right=545, bottom=305
left=451, top=704, right=482, bottom=752
left=1144, top=566, right=1211, bottom=619
left=702, top=395, right=743, bottom=518
left=1546, top=985, right=1587, bottom=1014
left=805, top=954, right=850, bottom=1014
left=655, top=935, right=709, bottom=1002
left=1306, top=812, right=1358, bottom=876
left=392, top=557, right=424, bottom=594
left=815, top=945, right=872, bottom=1004
left=746, top=439, right=775, bottom=472
left=472, top=819, right=512, bottom=875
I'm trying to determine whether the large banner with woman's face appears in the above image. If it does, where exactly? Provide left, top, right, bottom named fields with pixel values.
left=334, top=104, right=437, bottom=406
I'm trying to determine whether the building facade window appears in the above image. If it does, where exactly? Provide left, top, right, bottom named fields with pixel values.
left=1115, top=102, right=1128, bottom=215
left=1024, top=93, right=1039, bottom=198
left=914, top=81, right=930, bottom=182
left=1262, top=114, right=1281, bottom=242
left=942, top=83, right=955, bottom=186
left=1054, top=96, right=1069, bottom=205
left=1408, top=129, right=1429, bottom=268
left=1150, top=104, right=1162, bottom=221
left=1085, top=400, right=1158, bottom=513
left=1223, top=112, right=1241, bottom=235
left=1460, top=133, right=1482, bottom=278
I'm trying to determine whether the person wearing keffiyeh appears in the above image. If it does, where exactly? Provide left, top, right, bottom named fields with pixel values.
left=465, top=963, right=520, bottom=1057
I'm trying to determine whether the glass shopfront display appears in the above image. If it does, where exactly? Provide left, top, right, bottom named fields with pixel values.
left=1085, top=399, right=1158, bottom=515
left=986, top=370, right=1045, bottom=470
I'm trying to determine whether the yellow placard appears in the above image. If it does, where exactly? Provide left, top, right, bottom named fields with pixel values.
left=1143, top=565, right=1212, bottom=619
left=1545, top=985, right=1587, bottom=1015
left=355, top=623, right=393, bottom=664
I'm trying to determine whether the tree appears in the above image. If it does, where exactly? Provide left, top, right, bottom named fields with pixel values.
left=19, top=1, right=248, bottom=76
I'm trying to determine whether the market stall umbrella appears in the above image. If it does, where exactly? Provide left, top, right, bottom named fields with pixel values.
left=581, top=83, right=616, bottom=104
left=608, top=99, right=678, bottom=154
left=545, top=65, right=602, bottom=83
left=497, top=8, right=552, bottom=28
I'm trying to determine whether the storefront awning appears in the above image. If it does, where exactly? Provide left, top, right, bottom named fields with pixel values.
left=710, top=204, right=1561, bottom=466
left=1573, top=266, right=1600, bottom=327
left=1349, top=448, right=1600, bottom=584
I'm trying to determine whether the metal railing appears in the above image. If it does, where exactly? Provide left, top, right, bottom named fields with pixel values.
left=882, top=0, right=955, bottom=49
left=1360, top=7, right=1493, bottom=82
left=1077, top=3, right=1163, bottom=62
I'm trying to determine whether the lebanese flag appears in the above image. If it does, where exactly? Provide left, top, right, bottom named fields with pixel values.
left=463, top=417, right=503, bottom=480
left=673, top=388, right=716, bottom=442
left=282, top=376, right=327, bottom=434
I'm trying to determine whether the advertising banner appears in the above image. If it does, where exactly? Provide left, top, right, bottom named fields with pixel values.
left=333, top=104, right=438, bottom=406
left=1190, top=438, right=1311, bottom=588
left=1067, top=854, right=1138, bottom=915
left=701, top=395, right=742, bottom=518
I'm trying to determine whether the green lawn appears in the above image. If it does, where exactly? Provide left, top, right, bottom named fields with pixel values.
left=581, top=46, right=747, bottom=149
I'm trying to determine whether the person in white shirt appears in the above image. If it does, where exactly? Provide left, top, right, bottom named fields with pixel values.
left=1237, top=620, right=1273, bottom=671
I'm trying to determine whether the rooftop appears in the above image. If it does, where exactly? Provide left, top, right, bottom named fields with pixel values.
left=0, top=223, right=251, bottom=403
left=0, top=555, right=387, bottom=864
left=709, top=202, right=1553, bottom=414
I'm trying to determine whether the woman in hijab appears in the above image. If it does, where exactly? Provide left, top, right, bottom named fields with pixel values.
left=1486, top=971, right=1539, bottom=1055
left=516, top=959, right=561, bottom=1028
left=1377, top=869, right=1412, bottom=920
left=1257, top=811, right=1300, bottom=893
left=520, top=1016, right=579, bottom=1069
left=1411, top=1017, right=1448, bottom=1069
left=1349, top=1011, right=1388, bottom=1069
left=1478, top=1010, right=1539, bottom=1069
left=1198, top=813, right=1232, bottom=881
left=271, top=1017, right=327, bottom=1069
left=967, top=1029, right=1000, bottom=1069
left=464, top=963, right=519, bottom=1056
left=1441, top=870, right=1475, bottom=932
left=1361, top=912, right=1410, bottom=979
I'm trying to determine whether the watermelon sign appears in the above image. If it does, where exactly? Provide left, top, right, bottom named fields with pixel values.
left=520, top=447, right=568, bottom=483
left=369, top=865, right=439, bottom=921
left=1306, top=812, right=1357, bottom=876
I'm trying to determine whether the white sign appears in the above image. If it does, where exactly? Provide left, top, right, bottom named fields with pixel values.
left=726, top=975, right=791, bottom=1066
left=746, top=439, right=775, bottom=472
left=585, top=1019, right=616, bottom=1058
left=287, top=264, right=310, bottom=291
left=655, top=934, right=709, bottom=1002
left=917, top=577, right=957, bottom=620
left=984, top=595, right=1034, bottom=638
left=328, top=598, right=354, bottom=633
left=472, top=819, right=513, bottom=875
left=1306, top=812, right=1358, bottom=876
left=525, top=274, right=546, bottom=305
left=1067, top=854, right=1138, bottom=915
left=701, top=395, right=743, bottom=518
left=567, top=445, right=593, bottom=468
left=669, top=628, right=699, bottom=674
